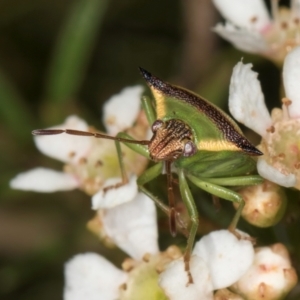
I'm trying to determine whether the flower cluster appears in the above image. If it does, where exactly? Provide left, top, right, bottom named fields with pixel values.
left=10, top=86, right=148, bottom=196
left=213, top=0, right=300, bottom=63
left=64, top=201, right=297, bottom=300
left=229, top=46, right=300, bottom=190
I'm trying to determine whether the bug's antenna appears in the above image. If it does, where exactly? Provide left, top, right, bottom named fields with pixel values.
left=32, top=129, right=150, bottom=146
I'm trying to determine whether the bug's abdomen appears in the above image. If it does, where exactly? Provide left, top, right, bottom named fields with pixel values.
left=175, top=150, right=257, bottom=178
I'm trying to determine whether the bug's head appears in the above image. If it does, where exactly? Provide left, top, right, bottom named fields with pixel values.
left=148, top=119, right=197, bottom=162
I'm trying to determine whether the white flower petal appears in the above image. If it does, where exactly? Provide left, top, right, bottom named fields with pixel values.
left=213, top=23, right=269, bottom=54
left=102, top=193, right=159, bottom=260
left=159, top=256, right=214, bottom=300
left=257, top=157, right=296, bottom=187
left=229, top=61, right=272, bottom=136
left=64, top=253, right=127, bottom=300
left=10, top=167, right=78, bottom=192
left=283, top=46, right=300, bottom=118
left=213, top=0, right=270, bottom=30
left=193, top=230, right=254, bottom=289
left=293, top=0, right=300, bottom=18
left=92, top=175, right=138, bottom=210
left=103, top=86, right=143, bottom=135
left=34, top=115, right=93, bottom=163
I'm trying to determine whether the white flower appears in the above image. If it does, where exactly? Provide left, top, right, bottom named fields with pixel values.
left=10, top=86, right=148, bottom=196
left=231, top=243, right=298, bottom=300
left=65, top=223, right=256, bottom=300
left=159, top=256, right=214, bottom=300
left=9, top=167, right=79, bottom=192
left=192, top=230, right=254, bottom=290
left=92, top=175, right=139, bottom=209
left=94, top=192, right=159, bottom=260
left=213, top=0, right=300, bottom=63
left=104, top=86, right=143, bottom=136
left=64, top=194, right=160, bottom=300
left=158, top=230, right=254, bottom=300
left=229, top=46, right=300, bottom=189
left=64, top=253, right=128, bottom=300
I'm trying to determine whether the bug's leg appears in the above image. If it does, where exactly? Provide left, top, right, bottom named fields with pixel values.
left=138, top=162, right=165, bottom=211
left=137, top=163, right=189, bottom=238
left=166, top=161, right=177, bottom=237
left=212, top=195, right=221, bottom=211
left=204, top=175, right=263, bottom=187
left=141, top=95, right=156, bottom=125
left=190, top=175, right=262, bottom=239
left=100, top=133, right=187, bottom=233
left=103, top=132, right=150, bottom=192
left=187, top=175, right=249, bottom=237
left=117, top=132, right=150, bottom=158
left=102, top=137, right=128, bottom=192
left=178, top=169, right=199, bottom=284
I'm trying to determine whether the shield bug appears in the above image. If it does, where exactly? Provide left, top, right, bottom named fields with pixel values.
left=33, top=68, right=263, bottom=283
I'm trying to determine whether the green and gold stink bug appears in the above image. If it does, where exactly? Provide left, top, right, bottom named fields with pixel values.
left=33, top=68, right=263, bottom=283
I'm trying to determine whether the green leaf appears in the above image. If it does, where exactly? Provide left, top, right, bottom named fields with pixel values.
left=44, top=0, right=109, bottom=110
left=0, top=70, right=34, bottom=140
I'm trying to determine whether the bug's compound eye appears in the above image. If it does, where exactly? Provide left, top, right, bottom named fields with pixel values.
left=151, top=120, right=164, bottom=133
left=183, top=141, right=197, bottom=157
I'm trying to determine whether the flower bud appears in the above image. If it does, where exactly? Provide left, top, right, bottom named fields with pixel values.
left=234, top=180, right=286, bottom=227
left=231, top=243, right=298, bottom=300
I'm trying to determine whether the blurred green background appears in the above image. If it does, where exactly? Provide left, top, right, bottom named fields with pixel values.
left=1, top=0, right=299, bottom=299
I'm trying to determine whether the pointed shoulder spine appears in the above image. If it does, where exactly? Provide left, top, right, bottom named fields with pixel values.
left=139, top=67, right=152, bottom=81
